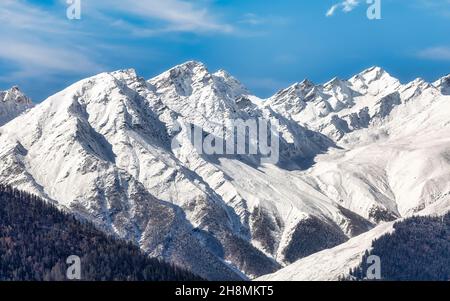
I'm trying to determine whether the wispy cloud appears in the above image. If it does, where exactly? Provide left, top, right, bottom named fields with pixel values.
left=413, top=0, right=450, bottom=18
left=0, top=40, right=103, bottom=80
left=326, top=5, right=340, bottom=17
left=0, top=1, right=102, bottom=80
left=417, top=46, right=450, bottom=61
left=326, top=0, right=360, bottom=17
left=0, top=0, right=64, bottom=33
left=327, top=0, right=450, bottom=18
left=239, top=13, right=266, bottom=26
left=0, top=0, right=233, bottom=84
left=88, top=0, right=233, bottom=35
left=238, top=13, right=289, bottom=28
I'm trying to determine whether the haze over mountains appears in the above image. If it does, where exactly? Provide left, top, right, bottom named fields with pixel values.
left=0, top=62, right=449, bottom=280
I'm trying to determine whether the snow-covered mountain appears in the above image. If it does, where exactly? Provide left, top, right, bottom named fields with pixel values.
left=434, top=74, right=450, bottom=95
left=266, top=68, right=450, bottom=220
left=0, top=86, right=33, bottom=126
left=257, top=68, right=450, bottom=281
left=0, top=62, right=448, bottom=280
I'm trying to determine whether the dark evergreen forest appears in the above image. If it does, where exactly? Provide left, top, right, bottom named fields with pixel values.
left=347, top=213, right=449, bottom=281
left=0, top=185, right=203, bottom=281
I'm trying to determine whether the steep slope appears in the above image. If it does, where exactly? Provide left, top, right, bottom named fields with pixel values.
left=257, top=69, right=450, bottom=281
left=0, top=185, right=203, bottom=281
left=256, top=221, right=395, bottom=281
left=348, top=213, right=450, bottom=281
left=0, top=70, right=251, bottom=280
left=266, top=67, right=402, bottom=141
left=258, top=211, right=449, bottom=281
left=267, top=68, right=450, bottom=222
left=0, top=86, right=33, bottom=125
left=0, top=63, right=375, bottom=279
left=0, top=63, right=448, bottom=281
left=434, top=74, right=450, bottom=95
left=146, top=61, right=374, bottom=264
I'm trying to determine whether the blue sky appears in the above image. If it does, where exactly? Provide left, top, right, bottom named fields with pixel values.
left=0, top=0, right=449, bottom=101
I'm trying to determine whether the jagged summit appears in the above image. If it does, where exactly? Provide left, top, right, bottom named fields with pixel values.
left=1, top=63, right=448, bottom=281
left=324, top=76, right=346, bottom=87
left=177, top=60, right=206, bottom=69
left=401, top=77, right=434, bottom=93
left=358, top=66, right=386, bottom=75
left=213, top=69, right=233, bottom=78
left=407, top=77, right=432, bottom=88
left=1, top=86, right=32, bottom=104
left=272, top=79, right=315, bottom=97
left=213, top=69, right=250, bottom=98
left=109, top=68, right=139, bottom=78
left=348, top=66, right=400, bottom=96
left=160, top=60, right=208, bottom=78
left=350, top=66, right=392, bottom=84
left=434, top=74, right=450, bottom=95
left=300, top=78, right=315, bottom=87
left=148, top=61, right=251, bottom=115
left=0, top=86, right=33, bottom=126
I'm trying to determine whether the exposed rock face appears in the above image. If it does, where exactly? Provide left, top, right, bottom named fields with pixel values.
left=0, top=62, right=449, bottom=280
left=0, top=86, right=33, bottom=125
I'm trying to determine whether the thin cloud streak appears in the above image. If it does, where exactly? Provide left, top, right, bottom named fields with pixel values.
left=418, top=46, right=450, bottom=61
left=326, top=0, right=360, bottom=17
left=88, top=0, right=233, bottom=35
left=326, top=0, right=450, bottom=17
left=0, top=1, right=103, bottom=80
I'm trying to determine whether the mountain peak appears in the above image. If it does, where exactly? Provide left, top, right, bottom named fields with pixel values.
left=11, top=85, right=20, bottom=92
left=214, top=69, right=232, bottom=78
left=324, top=77, right=347, bottom=88
left=213, top=69, right=250, bottom=98
left=155, top=60, right=209, bottom=81
left=172, top=60, right=207, bottom=72
left=352, top=66, right=390, bottom=82
left=1, top=86, right=32, bottom=105
left=0, top=86, right=33, bottom=126
left=110, top=68, right=138, bottom=77
left=108, top=68, right=141, bottom=85
left=433, top=74, right=450, bottom=95
left=349, top=66, right=400, bottom=96
left=411, top=77, right=427, bottom=85
left=404, top=77, right=433, bottom=90
left=299, top=79, right=315, bottom=88
left=149, top=61, right=251, bottom=101
left=363, top=66, right=385, bottom=74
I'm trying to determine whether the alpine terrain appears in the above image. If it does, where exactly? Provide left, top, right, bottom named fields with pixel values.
left=0, top=86, right=33, bottom=126
left=0, top=62, right=448, bottom=280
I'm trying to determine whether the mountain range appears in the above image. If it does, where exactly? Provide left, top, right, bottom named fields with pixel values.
left=0, top=62, right=448, bottom=280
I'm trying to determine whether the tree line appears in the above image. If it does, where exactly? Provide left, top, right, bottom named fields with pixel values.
left=344, top=212, right=449, bottom=281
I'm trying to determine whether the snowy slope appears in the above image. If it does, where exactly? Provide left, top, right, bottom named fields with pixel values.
left=256, top=207, right=450, bottom=281
left=145, top=62, right=373, bottom=264
left=0, top=70, right=256, bottom=280
left=0, top=63, right=371, bottom=279
left=0, top=86, right=33, bottom=126
left=267, top=69, right=450, bottom=222
left=434, top=74, right=450, bottom=95
left=266, top=67, right=403, bottom=141
left=255, top=70, right=450, bottom=281
left=0, top=62, right=448, bottom=280
left=256, top=221, right=395, bottom=281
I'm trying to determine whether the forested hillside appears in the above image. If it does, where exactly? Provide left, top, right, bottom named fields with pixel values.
left=0, top=185, right=203, bottom=281
left=348, top=213, right=450, bottom=281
